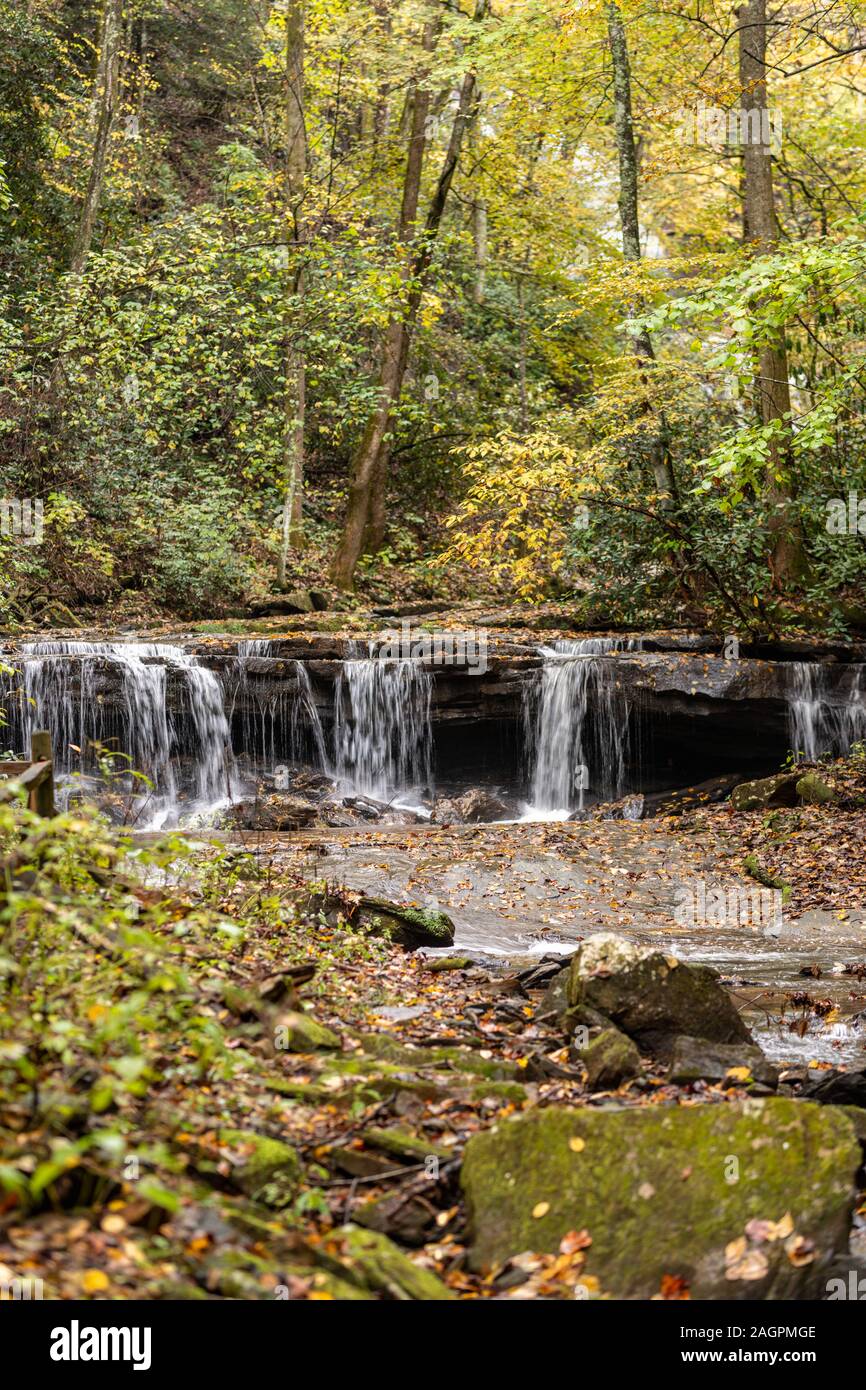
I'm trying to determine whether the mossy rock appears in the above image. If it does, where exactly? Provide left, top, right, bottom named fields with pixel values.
left=796, top=772, right=837, bottom=805
left=580, top=1027, right=641, bottom=1090
left=471, top=1080, right=529, bottom=1105
left=355, top=1031, right=520, bottom=1080
left=461, top=1099, right=860, bottom=1298
left=568, top=933, right=752, bottom=1055
left=362, top=1126, right=453, bottom=1164
left=329, top=1225, right=456, bottom=1300
left=731, top=772, right=799, bottom=813
left=220, top=1129, right=301, bottom=1209
left=275, top=1009, right=340, bottom=1052
left=356, top=897, right=455, bottom=949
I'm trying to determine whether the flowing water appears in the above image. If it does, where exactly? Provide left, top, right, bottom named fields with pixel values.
left=522, top=638, right=636, bottom=816
left=333, top=656, right=433, bottom=803
left=788, top=662, right=866, bottom=760
left=226, top=640, right=328, bottom=777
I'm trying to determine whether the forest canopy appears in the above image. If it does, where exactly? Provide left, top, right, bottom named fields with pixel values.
left=1, top=0, right=865, bottom=632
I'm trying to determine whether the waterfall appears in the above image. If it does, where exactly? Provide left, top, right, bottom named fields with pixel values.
left=524, top=638, right=635, bottom=813
left=226, top=641, right=328, bottom=776
left=0, top=641, right=234, bottom=824
left=333, top=658, right=433, bottom=802
left=788, top=663, right=866, bottom=760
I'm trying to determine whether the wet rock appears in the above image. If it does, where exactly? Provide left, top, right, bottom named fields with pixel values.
left=354, top=896, right=455, bottom=949
left=580, top=1027, right=642, bottom=1089
left=731, top=772, right=800, bottom=812
left=433, top=788, right=508, bottom=823
left=667, top=1036, right=779, bottom=1089
left=227, top=793, right=318, bottom=830
left=567, top=932, right=752, bottom=1056
left=800, top=1068, right=866, bottom=1109
left=796, top=771, right=837, bottom=805
left=461, top=1100, right=860, bottom=1296
left=422, top=955, right=474, bottom=972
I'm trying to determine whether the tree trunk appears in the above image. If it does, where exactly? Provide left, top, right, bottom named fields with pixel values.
left=70, top=0, right=122, bottom=273
left=277, top=0, right=307, bottom=586
left=332, top=0, right=490, bottom=590
left=737, top=0, right=802, bottom=584
left=607, top=2, right=677, bottom=510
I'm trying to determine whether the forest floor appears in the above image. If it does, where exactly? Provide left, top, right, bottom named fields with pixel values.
left=1, top=754, right=865, bottom=1299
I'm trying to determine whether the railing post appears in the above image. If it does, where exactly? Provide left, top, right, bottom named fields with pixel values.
left=30, top=730, right=55, bottom=817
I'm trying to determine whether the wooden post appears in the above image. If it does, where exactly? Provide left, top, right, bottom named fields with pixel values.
left=30, top=730, right=55, bottom=817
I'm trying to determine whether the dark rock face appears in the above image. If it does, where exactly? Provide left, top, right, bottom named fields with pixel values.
left=567, top=933, right=753, bottom=1056
left=801, top=1069, right=866, bottom=1109
left=667, top=1036, right=779, bottom=1089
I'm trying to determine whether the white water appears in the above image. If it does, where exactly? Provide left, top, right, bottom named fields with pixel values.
left=3, top=641, right=234, bottom=826
left=227, top=640, right=328, bottom=776
left=333, top=657, right=433, bottom=803
left=522, top=638, right=636, bottom=817
left=788, top=662, right=866, bottom=760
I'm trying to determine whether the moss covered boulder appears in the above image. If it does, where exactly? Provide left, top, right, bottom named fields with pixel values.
left=568, top=933, right=751, bottom=1056
left=461, top=1100, right=860, bottom=1297
left=731, top=772, right=799, bottom=812
left=580, top=1027, right=642, bottom=1090
left=356, top=897, right=455, bottom=949
left=220, top=1129, right=301, bottom=1209
left=796, top=771, right=837, bottom=805
left=327, top=1225, right=456, bottom=1300
left=275, top=1009, right=340, bottom=1052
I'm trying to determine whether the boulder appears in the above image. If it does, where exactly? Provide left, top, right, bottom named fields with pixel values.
left=567, top=933, right=752, bottom=1055
left=326, top=1225, right=456, bottom=1300
left=433, top=789, right=508, bottom=823
left=796, top=772, right=837, bottom=805
left=667, top=1036, right=779, bottom=1089
left=274, top=1009, right=340, bottom=1052
left=580, top=1027, right=642, bottom=1090
left=228, top=793, right=318, bottom=831
left=219, top=1130, right=301, bottom=1209
left=801, top=1068, right=866, bottom=1109
left=731, top=772, right=799, bottom=812
left=355, top=897, right=455, bottom=950
left=461, top=1099, right=860, bottom=1297
left=251, top=589, right=317, bottom=615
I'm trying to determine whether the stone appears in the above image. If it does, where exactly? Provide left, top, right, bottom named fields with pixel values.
left=539, top=968, right=570, bottom=1021
left=567, top=932, right=752, bottom=1055
left=228, top=793, right=318, bottom=831
left=275, top=1009, right=340, bottom=1052
left=251, top=589, right=316, bottom=615
left=796, top=772, right=837, bottom=805
left=329, top=1225, right=456, bottom=1300
left=361, top=1126, right=452, bottom=1164
left=219, top=1129, right=301, bottom=1209
left=460, top=1099, right=860, bottom=1297
left=667, top=1036, right=779, bottom=1089
left=801, top=1068, right=866, bottom=1109
left=731, top=772, right=800, bottom=812
left=355, top=897, right=455, bottom=949
left=354, top=1193, right=437, bottom=1247
left=580, top=1027, right=642, bottom=1090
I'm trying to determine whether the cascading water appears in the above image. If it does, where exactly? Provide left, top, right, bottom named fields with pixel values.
left=0, top=641, right=234, bottom=825
left=523, top=638, right=636, bottom=815
left=227, top=640, right=328, bottom=776
left=788, top=662, right=866, bottom=760
left=333, top=657, right=433, bottom=803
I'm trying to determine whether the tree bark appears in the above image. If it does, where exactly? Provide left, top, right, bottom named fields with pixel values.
left=332, top=0, right=490, bottom=590
left=70, top=0, right=122, bottom=273
left=277, top=0, right=307, bottom=586
left=736, top=0, right=802, bottom=584
left=607, top=2, right=677, bottom=510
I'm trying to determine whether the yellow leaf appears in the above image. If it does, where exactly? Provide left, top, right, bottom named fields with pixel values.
left=569, top=1137, right=586, bottom=1152
left=532, top=1202, right=550, bottom=1219
left=82, top=1269, right=110, bottom=1293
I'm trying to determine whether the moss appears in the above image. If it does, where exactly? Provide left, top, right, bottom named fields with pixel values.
left=461, top=1099, right=860, bottom=1298
left=362, top=1126, right=452, bottom=1163
left=355, top=1031, right=520, bottom=1080
left=275, top=1009, right=340, bottom=1052
left=332, top=1225, right=456, bottom=1300
left=220, top=1129, right=301, bottom=1210
left=471, top=1080, right=529, bottom=1104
